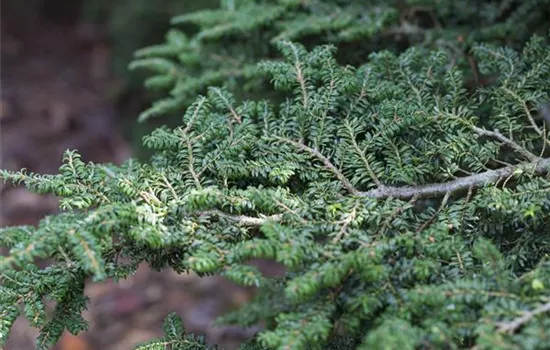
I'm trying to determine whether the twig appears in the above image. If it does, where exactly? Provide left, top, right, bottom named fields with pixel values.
left=497, top=300, right=550, bottom=333
left=182, top=96, right=207, bottom=134
left=196, top=209, right=283, bottom=227
left=473, top=127, right=538, bottom=161
left=276, top=137, right=359, bottom=195
left=375, top=194, right=419, bottom=236
left=332, top=202, right=359, bottom=243
left=460, top=184, right=474, bottom=228
left=161, top=173, right=179, bottom=200
left=209, top=87, right=242, bottom=124
left=281, top=41, right=309, bottom=108
left=185, top=138, right=202, bottom=189
left=344, top=121, right=382, bottom=186
left=358, top=158, right=550, bottom=200
left=444, top=110, right=538, bottom=161
left=502, top=87, right=550, bottom=147
left=416, top=191, right=451, bottom=232
left=295, top=60, right=309, bottom=108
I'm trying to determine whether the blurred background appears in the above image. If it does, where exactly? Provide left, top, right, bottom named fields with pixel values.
left=1, top=1, right=261, bottom=349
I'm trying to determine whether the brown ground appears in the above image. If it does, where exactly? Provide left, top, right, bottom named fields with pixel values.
left=0, top=8, right=266, bottom=350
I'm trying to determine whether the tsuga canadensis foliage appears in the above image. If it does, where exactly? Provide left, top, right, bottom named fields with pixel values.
left=129, top=0, right=550, bottom=122
left=2, top=1, right=550, bottom=349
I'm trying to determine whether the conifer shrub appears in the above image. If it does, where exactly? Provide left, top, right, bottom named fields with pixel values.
left=2, top=1, right=550, bottom=349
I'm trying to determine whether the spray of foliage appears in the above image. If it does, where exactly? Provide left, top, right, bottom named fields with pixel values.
left=2, top=1, right=550, bottom=349
left=130, top=0, right=550, bottom=122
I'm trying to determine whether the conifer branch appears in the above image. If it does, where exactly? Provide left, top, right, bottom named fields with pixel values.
left=473, top=127, right=538, bottom=161
left=497, top=300, right=550, bottom=333
left=359, top=158, right=550, bottom=199
left=445, top=111, right=538, bottom=162
left=343, top=121, right=382, bottom=186
left=210, top=87, right=242, bottom=124
left=182, top=96, right=207, bottom=134
left=416, top=191, right=451, bottom=232
left=187, top=158, right=550, bottom=225
left=185, top=139, right=202, bottom=189
left=375, top=194, right=419, bottom=236
left=332, top=202, right=359, bottom=243
left=276, top=137, right=359, bottom=195
left=295, top=60, right=309, bottom=108
left=280, top=41, right=309, bottom=108
left=502, top=87, right=550, bottom=147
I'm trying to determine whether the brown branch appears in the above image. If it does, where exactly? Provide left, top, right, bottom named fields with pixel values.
left=358, top=158, right=550, bottom=200
left=497, top=300, right=550, bottom=333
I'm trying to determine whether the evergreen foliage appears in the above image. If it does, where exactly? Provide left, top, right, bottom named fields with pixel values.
left=132, top=313, right=217, bottom=350
left=2, top=1, right=550, bottom=349
left=130, top=0, right=550, bottom=122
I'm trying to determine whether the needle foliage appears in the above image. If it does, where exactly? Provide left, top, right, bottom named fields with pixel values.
left=129, top=0, right=550, bottom=122
left=2, top=1, right=550, bottom=349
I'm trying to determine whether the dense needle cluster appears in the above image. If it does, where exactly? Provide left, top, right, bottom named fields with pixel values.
left=1, top=1, right=550, bottom=349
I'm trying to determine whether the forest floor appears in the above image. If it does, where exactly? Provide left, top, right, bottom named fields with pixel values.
left=0, top=11, right=268, bottom=350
